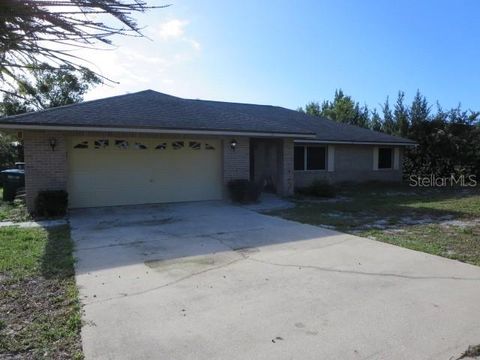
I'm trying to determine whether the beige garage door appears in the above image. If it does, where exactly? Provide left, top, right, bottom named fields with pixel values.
left=67, top=137, right=222, bottom=208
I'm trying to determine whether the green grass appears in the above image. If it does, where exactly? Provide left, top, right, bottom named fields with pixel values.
left=269, top=183, right=480, bottom=266
left=0, top=187, right=30, bottom=222
left=361, top=224, right=480, bottom=266
left=0, top=227, right=46, bottom=278
left=0, top=226, right=83, bottom=359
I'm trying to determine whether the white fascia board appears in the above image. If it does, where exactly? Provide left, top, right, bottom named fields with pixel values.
left=294, top=139, right=416, bottom=146
left=0, top=124, right=316, bottom=139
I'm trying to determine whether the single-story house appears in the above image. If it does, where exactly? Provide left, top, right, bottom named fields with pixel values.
left=0, top=90, right=415, bottom=211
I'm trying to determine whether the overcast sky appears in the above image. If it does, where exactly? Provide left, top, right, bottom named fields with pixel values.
left=83, top=0, right=480, bottom=112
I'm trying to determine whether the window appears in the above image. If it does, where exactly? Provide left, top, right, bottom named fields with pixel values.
left=115, top=140, right=128, bottom=149
left=294, top=145, right=327, bottom=171
left=94, top=139, right=109, bottom=149
left=307, top=147, right=326, bottom=170
left=205, top=143, right=215, bottom=150
left=378, top=148, right=393, bottom=169
left=155, top=143, right=167, bottom=150
left=294, top=146, right=305, bottom=170
left=74, top=141, right=88, bottom=149
left=134, top=142, right=147, bottom=150
left=172, top=141, right=184, bottom=150
left=189, top=141, right=201, bottom=150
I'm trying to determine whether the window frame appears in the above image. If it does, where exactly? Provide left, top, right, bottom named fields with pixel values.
left=294, top=145, right=305, bottom=171
left=293, top=145, right=327, bottom=171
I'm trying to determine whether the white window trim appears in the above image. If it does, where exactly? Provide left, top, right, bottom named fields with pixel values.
left=294, top=145, right=328, bottom=172
left=393, top=147, right=400, bottom=170
left=376, top=147, right=394, bottom=170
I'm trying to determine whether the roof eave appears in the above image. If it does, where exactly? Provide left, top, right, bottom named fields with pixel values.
left=0, top=123, right=316, bottom=139
left=294, top=139, right=417, bottom=146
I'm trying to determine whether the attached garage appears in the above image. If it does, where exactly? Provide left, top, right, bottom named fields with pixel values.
left=67, top=136, right=223, bottom=208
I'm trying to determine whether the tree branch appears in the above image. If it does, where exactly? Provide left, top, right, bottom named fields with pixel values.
left=0, top=0, right=169, bottom=94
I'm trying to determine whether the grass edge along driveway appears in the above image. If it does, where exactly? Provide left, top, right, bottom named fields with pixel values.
left=0, top=225, right=83, bottom=360
left=268, top=184, right=480, bottom=267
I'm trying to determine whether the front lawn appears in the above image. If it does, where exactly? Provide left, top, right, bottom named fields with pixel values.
left=268, top=183, right=480, bottom=266
left=0, top=187, right=30, bottom=222
left=0, top=226, right=83, bottom=359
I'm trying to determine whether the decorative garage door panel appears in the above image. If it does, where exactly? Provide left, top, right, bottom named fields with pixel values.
left=67, top=137, right=222, bottom=208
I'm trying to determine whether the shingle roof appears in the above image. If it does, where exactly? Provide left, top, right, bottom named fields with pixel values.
left=0, top=90, right=415, bottom=144
left=201, top=99, right=415, bottom=144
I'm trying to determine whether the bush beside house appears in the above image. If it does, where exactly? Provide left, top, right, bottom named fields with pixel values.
left=227, top=180, right=262, bottom=203
left=34, top=190, right=68, bottom=217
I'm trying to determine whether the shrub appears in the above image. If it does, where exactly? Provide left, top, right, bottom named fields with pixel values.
left=8, top=195, right=30, bottom=222
left=34, top=190, right=68, bottom=217
left=227, top=179, right=262, bottom=203
left=297, top=180, right=336, bottom=198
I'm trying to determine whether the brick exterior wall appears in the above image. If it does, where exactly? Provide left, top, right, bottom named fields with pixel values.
left=22, top=131, right=403, bottom=209
left=294, top=144, right=404, bottom=188
left=21, top=131, right=297, bottom=210
left=23, top=131, right=255, bottom=210
left=222, top=137, right=250, bottom=184
left=23, top=131, right=68, bottom=212
left=277, top=138, right=294, bottom=196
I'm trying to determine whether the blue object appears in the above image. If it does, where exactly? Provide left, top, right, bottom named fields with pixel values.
left=1, top=168, right=25, bottom=202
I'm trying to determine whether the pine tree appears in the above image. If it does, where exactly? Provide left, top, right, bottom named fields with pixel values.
left=354, top=104, right=370, bottom=128
left=370, top=108, right=383, bottom=132
left=410, top=90, right=430, bottom=128
left=394, top=91, right=409, bottom=137
left=382, top=96, right=397, bottom=135
left=304, top=102, right=321, bottom=117
left=304, top=89, right=371, bottom=128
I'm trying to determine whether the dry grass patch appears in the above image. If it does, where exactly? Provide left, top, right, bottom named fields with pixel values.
left=0, top=226, right=83, bottom=359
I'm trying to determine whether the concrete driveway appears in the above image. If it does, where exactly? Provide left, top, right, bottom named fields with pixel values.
left=71, top=201, right=480, bottom=360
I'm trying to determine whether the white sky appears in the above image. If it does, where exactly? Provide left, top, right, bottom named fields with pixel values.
left=82, top=15, right=204, bottom=101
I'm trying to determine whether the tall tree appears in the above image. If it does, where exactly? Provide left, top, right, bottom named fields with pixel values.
left=321, top=90, right=358, bottom=124
left=304, top=102, right=321, bottom=117
left=410, top=90, right=430, bottom=128
left=381, top=96, right=397, bottom=135
left=370, top=108, right=383, bottom=132
left=355, top=103, right=370, bottom=129
left=0, top=65, right=101, bottom=166
left=394, top=91, right=409, bottom=137
left=304, top=89, right=371, bottom=128
left=0, top=94, right=27, bottom=116
left=0, top=0, right=166, bottom=94
left=1, top=65, right=100, bottom=114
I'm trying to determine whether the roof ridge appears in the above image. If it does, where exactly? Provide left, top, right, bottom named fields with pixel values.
left=188, top=98, right=278, bottom=108
left=1, top=89, right=163, bottom=120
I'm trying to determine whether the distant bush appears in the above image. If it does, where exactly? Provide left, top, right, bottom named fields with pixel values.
left=35, top=190, right=68, bottom=217
left=297, top=180, right=336, bottom=198
left=0, top=133, right=21, bottom=169
left=227, top=179, right=262, bottom=203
